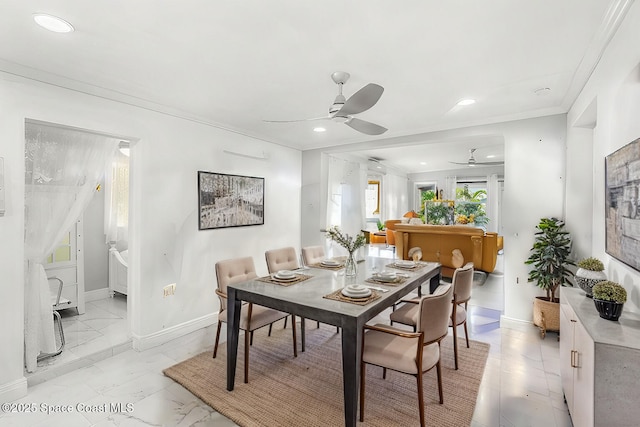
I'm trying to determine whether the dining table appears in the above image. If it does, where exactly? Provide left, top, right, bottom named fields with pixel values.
left=226, top=256, right=441, bottom=427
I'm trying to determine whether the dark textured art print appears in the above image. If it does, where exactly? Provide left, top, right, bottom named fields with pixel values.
left=605, top=137, right=640, bottom=271
left=198, top=171, right=264, bottom=230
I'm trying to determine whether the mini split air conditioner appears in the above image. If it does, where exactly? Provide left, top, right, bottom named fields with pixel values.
left=367, top=158, right=387, bottom=175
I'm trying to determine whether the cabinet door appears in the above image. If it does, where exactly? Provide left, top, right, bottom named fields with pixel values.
left=573, top=318, right=595, bottom=427
left=559, top=303, right=575, bottom=413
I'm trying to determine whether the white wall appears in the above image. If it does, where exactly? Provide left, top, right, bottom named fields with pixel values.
left=83, top=178, right=109, bottom=293
left=567, top=0, right=640, bottom=314
left=0, top=73, right=301, bottom=400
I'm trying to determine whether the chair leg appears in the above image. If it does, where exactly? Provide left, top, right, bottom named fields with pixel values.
left=291, top=315, right=298, bottom=358
left=244, top=331, right=250, bottom=383
left=436, top=359, right=444, bottom=404
left=317, top=321, right=320, bottom=329
left=453, top=322, right=459, bottom=370
left=250, top=331, right=254, bottom=346
left=336, top=326, right=339, bottom=334
left=416, top=373, right=425, bottom=427
left=283, top=316, right=288, bottom=329
left=463, top=320, right=470, bottom=348
left=359, top=361, right=366, bottom=422
left=213, top=321, right=222, bottom=358
left=382, top=367, right=387, bottom=379
left=268, top=324, right=273, bottom=337
left=301, top=318, right=306, bottom=352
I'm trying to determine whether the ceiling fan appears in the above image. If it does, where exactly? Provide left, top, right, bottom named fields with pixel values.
left=264, top=71, right=387, bottom=135
left=449, top=148, right=504, bottom=167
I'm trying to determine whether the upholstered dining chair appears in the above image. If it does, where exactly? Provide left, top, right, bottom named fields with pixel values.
left=214, top=256, right=297, bottom=383
left=265, top=247, right=299, bottom=331
left=268, top=246, right=338, bottom=344
left=301, top=245, right=325, bottom=266
left=265, top=246, right=299, bottom=273
left=448, top=262, right=474, bottom=370
left=359, top=284, right=453, bottom=427
left=389, top=262, right=474, bottom=370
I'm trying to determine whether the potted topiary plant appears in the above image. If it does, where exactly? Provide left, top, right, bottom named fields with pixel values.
left=524, top=217, right=574, bottom=338
left=575, top=257, right=606, bottom=298
left=592, top=281, right=627, bottom=321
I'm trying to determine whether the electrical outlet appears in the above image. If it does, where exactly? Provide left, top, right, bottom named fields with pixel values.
left=163, top=283, right=176, bottom=297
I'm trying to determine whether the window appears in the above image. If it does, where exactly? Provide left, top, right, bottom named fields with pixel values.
left=365, top=180, right=381, bottom=219
left=455, top=182, right=488, bottom=226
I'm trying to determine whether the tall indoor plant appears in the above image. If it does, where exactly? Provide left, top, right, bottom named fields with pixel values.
left=524, top=217, right=574, bottom=338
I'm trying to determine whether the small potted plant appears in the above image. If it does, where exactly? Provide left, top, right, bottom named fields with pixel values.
left=592, top=281, right=627, bottom=321
left=575, top=257, right=606, bottom=298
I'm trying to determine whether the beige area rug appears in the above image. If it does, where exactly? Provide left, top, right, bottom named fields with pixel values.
left=164, top=326, right=489, bottom=427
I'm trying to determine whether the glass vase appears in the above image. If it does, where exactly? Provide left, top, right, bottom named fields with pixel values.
left=344, top=252, right=357, bottom=277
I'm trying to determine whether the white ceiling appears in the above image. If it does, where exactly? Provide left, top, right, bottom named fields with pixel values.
left=0, top=1, right=628, bottom=172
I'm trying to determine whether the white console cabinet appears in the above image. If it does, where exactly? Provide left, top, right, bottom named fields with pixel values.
left=560, top=288, right=640, bottom=427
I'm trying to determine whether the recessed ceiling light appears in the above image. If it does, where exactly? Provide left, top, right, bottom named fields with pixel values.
left=457, top=99, right=476, bottom=106
left=420, top=161, right=427, bottom=165
left=486, top=154, right=495, bottom=159
left=313, top=127, right=326, bottom=132
left=534, top=87, right=551, bottom=96
left=33, top=13, right=74, bottom=33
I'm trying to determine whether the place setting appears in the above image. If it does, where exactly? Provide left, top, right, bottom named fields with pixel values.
left=365, top=269, right=408, bottom=286
left=257, top=269, right=312, bottom=286
left=309, top=258, right=345, bottom=270
left=323, top=284, right=382, bottom=305
left=386, top=259, right=428, bottom=271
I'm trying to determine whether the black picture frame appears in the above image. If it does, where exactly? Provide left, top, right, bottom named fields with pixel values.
left=605, top=137, right=640, bottom=271
left=198, top=171, right=265, bottom=230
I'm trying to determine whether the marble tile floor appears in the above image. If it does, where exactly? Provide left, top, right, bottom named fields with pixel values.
left=5, top=308, right=572, bottom=426
left=27, top=294, right=131, bottom=386
left=7, top=250, right=572, bottom=426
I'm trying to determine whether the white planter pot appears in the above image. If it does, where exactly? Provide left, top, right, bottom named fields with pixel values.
left=575, top=268, right=607, bottom=297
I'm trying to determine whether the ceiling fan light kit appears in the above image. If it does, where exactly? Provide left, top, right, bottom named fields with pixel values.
left=264, top=71, right=387, bottom=135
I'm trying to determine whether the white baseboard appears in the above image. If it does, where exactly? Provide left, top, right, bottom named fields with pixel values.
left=132, top=313, right=217, bottom=351
left=85, top=288, right=110, bottom=302
left=499, top=315, right=534, bottom=332
left=0, top=377, right=28, bottom=402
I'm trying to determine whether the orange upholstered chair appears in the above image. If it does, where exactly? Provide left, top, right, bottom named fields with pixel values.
left=385, top=220, right=402, bottom=247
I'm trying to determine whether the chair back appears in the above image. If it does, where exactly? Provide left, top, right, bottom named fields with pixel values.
left=265, top=247, right=299, bottom=273
left=416, top=284, right=453, bottom=342
left=302, top=245, right=325, bottom=265
left=215, top=257, right=258, bottom=296
left=452, top=262, right=474, bottom=304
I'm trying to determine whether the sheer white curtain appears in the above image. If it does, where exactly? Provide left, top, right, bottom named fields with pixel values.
left=381, top=172, right=409, bottom=220
left=104, top=149, right=129, bottom=247
left=325, top=155, right=366, bottom=256
left=486, top=173, right=500, bottom=233
left=445, top=175, right=457, bottom=200
left=24, top=122, right=118, bottom=372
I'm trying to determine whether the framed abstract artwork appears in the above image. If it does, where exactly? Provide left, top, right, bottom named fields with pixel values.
left=605, top=137, right=640, bottom=271
left=198, top=171, right=264, bottom=230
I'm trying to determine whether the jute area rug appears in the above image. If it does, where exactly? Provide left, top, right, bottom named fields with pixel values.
left=164, top=325, right=489, bottom=427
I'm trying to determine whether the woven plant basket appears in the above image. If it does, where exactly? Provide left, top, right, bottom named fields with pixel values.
left=533, top=296, right=560, bottom=338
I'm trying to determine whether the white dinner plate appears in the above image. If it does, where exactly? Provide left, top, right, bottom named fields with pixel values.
left=276, top=270, right=295, bottom=279
left=321, top=259, right=340, bottom=266
left=373, top=273, right=397, bottom=282
left=341, top=287, right=372, bottom=298
left=395, top=261, right=416, bottom=268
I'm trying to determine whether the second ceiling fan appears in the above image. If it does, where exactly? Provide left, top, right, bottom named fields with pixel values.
left=264, top=71, right=387, bottom=135
left=449, top=148, right=504, bottom=167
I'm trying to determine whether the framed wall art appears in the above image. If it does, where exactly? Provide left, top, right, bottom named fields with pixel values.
left=198, top=171, right=264, bottom=230
left=605, top=137, right=640, bottom=271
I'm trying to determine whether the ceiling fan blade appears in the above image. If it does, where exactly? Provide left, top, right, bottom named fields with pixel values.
left=476, top=161, right=505, bottom=166
left=345, top=117, right=387, bottom=135
left=263, top=116, right=330, bottom=123
left=449, top=161, right=470, bottom=165
left=337, top=83, right=384, bottom=116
